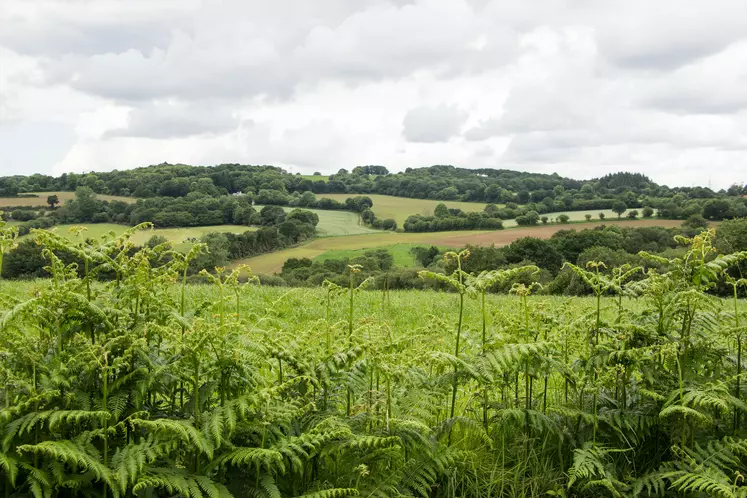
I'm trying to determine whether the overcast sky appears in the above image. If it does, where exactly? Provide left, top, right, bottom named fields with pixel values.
left=1, top=0, right=746, bottom=189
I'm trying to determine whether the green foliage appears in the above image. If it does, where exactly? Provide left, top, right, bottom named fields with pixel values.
left=2, top=219, right=747, bottom=498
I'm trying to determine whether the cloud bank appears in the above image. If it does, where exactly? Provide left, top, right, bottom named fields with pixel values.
left=1, top=0, right=746, bottom=188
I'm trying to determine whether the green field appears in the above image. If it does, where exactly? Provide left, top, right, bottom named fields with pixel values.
left=299, top=174, right=328, bottom=182
left=313, top=243, right=445, bottom=267
left=0, top=191, right=134, bottom=208
left=317, top=193, right=492, bottom=225
left=20, top=223, right=255, bottom=251
left=503, top=209, right=620, bottom=227
left=255, top=205, right=377, bottom=236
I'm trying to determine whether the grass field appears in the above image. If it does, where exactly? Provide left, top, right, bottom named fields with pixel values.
left=20, top=223, right=255, bottom=251
left=313, top=243, right=446, bottom=267
left=0, top=191, right=134, bottom=208
left=317, top=193, right=492, bottom=225
left=255, top=205, right=377, bottom=236
left=236, top=218, right=684, bottom=274
left=299, top=175, right=328, bottom=182
left=503, top=209, right=623, bottom=227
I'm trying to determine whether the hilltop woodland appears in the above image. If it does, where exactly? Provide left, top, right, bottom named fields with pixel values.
left=2, top=212, right=747, bottom=496
left=1, top=164, right=746, bottom=223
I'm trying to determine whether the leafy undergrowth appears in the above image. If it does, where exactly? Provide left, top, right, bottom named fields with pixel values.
left=1, top=220, right=747, bottom=497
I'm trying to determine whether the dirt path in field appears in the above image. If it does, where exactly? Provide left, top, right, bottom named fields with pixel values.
left=237, top=219, right=684, bottom=274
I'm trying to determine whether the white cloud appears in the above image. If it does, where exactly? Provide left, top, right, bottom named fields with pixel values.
left=402, top=105, right=467, bottom=143
left=1, top=0, right=746, bottom=189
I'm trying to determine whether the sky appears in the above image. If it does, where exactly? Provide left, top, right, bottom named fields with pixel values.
left=1, top=0, right=746, bottom=189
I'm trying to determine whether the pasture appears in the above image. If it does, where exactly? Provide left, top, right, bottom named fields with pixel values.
left=299, top=174, right=328, bottom=182
left=503, top=209, right=623, bottom=227
left=0, top=191, right=134, bottom=208
left=255, top=205, right=377, bottom=236
left=317, top=193, right=492, bottom=225
left=313, top=243, right=442, bottom=267
left=19, top=223, right=255, bottom=251
left=236, top=218, right=684, bottom=274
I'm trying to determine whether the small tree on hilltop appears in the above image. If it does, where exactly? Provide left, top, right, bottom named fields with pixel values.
left=599, top=212, right=606, bottom=220
left=585, top=214, right=592, bottom=221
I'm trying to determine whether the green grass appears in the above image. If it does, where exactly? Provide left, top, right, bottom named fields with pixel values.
left=313, top=243, right=446, bottom=267
left=299, top=174, right=328, bottom=182
left=0, top=191, right=134, bottom=208
left=20, top=223, right=255, bottom=251
left=255, top=205, right=377, bottom=236
left=503, top=209, right=621, bottom=227
left=317, top=193, right=493, bottom=225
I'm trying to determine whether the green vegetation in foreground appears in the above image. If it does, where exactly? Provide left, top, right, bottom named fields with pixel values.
left=20, top=223, right=256, bottom=250
left=1, top=228, right=747, bottom=497
left=318, top=193, right=492, bottom=225
left=313, top=243, right=446, bottom=268
left=255, top=205, right=376, bottom=236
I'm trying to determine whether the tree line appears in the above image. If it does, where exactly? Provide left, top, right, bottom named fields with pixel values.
left=3, top=164, right=745, bottom=217
left=273, top=218, right=747, bottom=297
left=0, top=205, right=320, bottom=279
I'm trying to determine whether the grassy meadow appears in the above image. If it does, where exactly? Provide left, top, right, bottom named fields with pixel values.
left=502, top=208, right=620, bottom=227
left=312, top=243, right=445, bottom=267
left=256, top=205, right=376, bottom=236
left=0, top=191, right=134, bottom=207
left=299, top=174, right=328, bottom=182
left=19, top=223, right=256, bottom=251
left=2, top=226, right=746, bottom=496
left=317, top=193, right=492, bottom=225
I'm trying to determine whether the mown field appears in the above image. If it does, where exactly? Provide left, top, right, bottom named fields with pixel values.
left=237, top=218, right=684, bottom=274
left=312, top=243, right=444, bottom=267
left=317, top=193, right=492, bottom=225
left=0, top=191, right=134, bottom=207
left=1, top=227, right=745, bottom=497
left=299, top=174, right=328, bottom=182
left=502, top=209, right=620, bottom=227
left=19, top=223, right=255, bottom=251
left=256, top=205, right=376, bottom=236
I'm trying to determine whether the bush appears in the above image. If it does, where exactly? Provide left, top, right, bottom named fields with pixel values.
left=10, top=210, right=38, bottom=221
left=92, top=212, right=110, bottom=223
left=557, top=214, right=570, bottom=223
